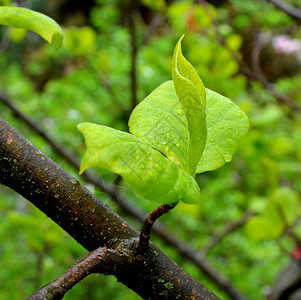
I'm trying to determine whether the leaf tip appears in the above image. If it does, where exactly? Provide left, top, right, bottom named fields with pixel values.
left=51, top=31, right=64, bottom=49
left=173, top=35, right=184, bottom=63
left=78, top=166, right=85, bottom=175
left=77, top=122, right=86, bottom=133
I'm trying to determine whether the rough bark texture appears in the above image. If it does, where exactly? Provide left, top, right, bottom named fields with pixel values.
left=0, top=91, right=248, bottom=300
left=138, top=203, right=175, bottom=252
left=29, top=247, right=127, bottom=299
left=0, top=117, right=220, bottom=300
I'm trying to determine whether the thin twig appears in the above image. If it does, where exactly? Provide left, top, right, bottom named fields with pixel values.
left=141, top=13, right=166, bottom=46
left=0, top=91, right=80, bottom=164
left=266, top=0, right=301, bottom=23
left=129, top=13, right=138, bottom=111
left=198, top=0, right=301, bottom=113
left=28, top=247, right=125, bottom=299
left=251, top=30, right=265, bottom=76
left=201, top=211, right=254, bottom=255
left=138, top=203, right=176, bottom=252
left=276, top=203, right=301, bottom=246
left=0, top=37, right=10, bottom=55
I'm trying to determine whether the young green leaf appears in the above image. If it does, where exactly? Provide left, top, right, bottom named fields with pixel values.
left=0, top=6, right=63, bottom=49
left=196, top=89, right=249, bottom=173
left=129, top=36, right=208, bottom=177
left=172, top=35, right=206, bottom=107
left=78, top=122, right=201, bottom=205
left=172, top=36, right=207, bottom=176
left=78, top=36, right=249, bottom=206
left=129, top=81, right=188, bottom=171
left=129, top=81, right=249, bottom=174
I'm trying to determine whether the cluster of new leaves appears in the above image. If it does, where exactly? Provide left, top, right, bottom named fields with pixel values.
left=78, top=36, right=249, bottom=205
left=0, top=6, right=248, bottom=206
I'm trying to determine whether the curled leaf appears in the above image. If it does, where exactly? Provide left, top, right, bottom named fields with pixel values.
left=0, top=6, right=63, bottom=49
left=129, top=36, right=208, bottom=176
left=78, top=122, right=201, bottom=205
left=172, top=35, right=207, bottom=176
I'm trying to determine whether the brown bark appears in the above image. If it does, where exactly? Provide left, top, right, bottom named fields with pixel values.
left=138, top=203, right=175, bottom=252
left=0, top=116, right=219, bottom=300
left=0, top=91, right=248, bottom=300
left=28, top=247, right=127, bottom=299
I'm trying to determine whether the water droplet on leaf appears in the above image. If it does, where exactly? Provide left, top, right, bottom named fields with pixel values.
left=223, top=153, right=232, bottom=162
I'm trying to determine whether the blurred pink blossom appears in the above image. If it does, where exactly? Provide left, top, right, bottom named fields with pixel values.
left=272, top=35, right=301, bottom=54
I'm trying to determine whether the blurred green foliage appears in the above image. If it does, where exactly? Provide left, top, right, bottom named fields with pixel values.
left=0, top=0, right=301, bottom=299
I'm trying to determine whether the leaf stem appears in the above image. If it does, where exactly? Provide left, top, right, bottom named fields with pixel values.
left=138, top=203, right=176, bottom=252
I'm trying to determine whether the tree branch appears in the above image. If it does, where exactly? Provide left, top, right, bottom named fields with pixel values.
left=201, top=211, right=254, bottom=256
left=0, top=117, right=219, bottom=299
left=266, top=0, right=301, bottom=23
left=28, top=247, right=126, bottom=300
left=0, top=92, right=248, bottom=300
left=141, top=14, right=165, bottom=45
left=155, top=227, right=249, bottom=300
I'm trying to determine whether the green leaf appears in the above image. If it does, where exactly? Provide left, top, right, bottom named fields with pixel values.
left=78, top=122, right=201, bottom=205
left=246, top=201, right=284, bottom=241
left=0, top=6, right=63, bottom=49
left=129, top=81, right=249, bottom=174
left=263, top=202, right=283, bottom=230
left=172, top=35, right=206, bottom=107
left=196, top=89, right=249, bottom=173
left=271, top=187, right=300, bottom=226
left=245, top=216, right=282, bottom=240
left=245, top=188, right=300, bottom=241
left=172, top=35, right=207, bottom=176
left=129, top=36, right=208, bottom=177
left=129, top=81, right=189, bottom=171
left=64, top=26, right=96, bottom=56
